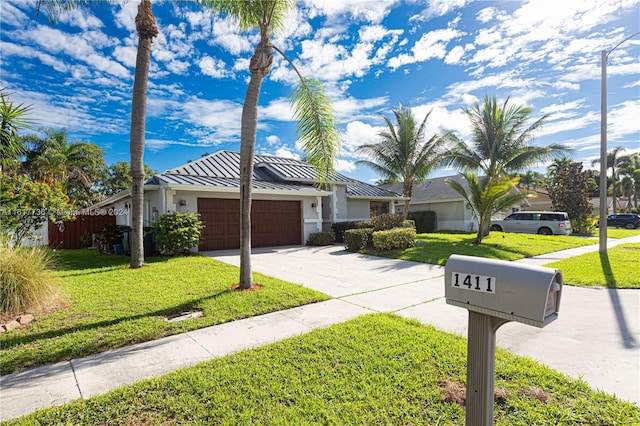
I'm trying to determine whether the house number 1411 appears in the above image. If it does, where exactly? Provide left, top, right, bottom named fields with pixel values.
left=451, top=273, right=496, bottom=294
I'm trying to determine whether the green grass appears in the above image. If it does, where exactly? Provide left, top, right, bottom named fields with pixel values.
left=573, top=228, right=640, bottom=239
left=0, top=249, right=329, bottom=374
left=7, top=314, right=638, bottom=425
left=365, top=232, right=594, bottom=265
left=546, top=243, right=640, bottom=289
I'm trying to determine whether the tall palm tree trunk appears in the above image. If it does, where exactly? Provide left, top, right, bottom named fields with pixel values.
left=129, top=0, right=157, bottom=269
left=239, top=34, right=272, bottom=289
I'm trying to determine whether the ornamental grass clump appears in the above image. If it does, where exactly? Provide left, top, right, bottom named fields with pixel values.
left=0, top=243, right=61, bottom=319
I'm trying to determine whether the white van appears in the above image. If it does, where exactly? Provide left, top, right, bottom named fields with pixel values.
left=490, top=211, right=572, bottom=235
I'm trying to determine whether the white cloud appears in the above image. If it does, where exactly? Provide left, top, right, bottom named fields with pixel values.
left=0, top=41, right=70, bottom=73
left=444, top=45, right=466, bottom=64
left=388, top=28, right=463, bottom=69
left=412, top=0, right=472, bottom=21
left=198, top=56, right=229, bottom=79
left=266, top=135, right=281, bottom=146
left=337, top=159, right=357, bottom=172
left=302, top=0, right=397, bottom=23
left=0, top=1, right=28, bottom=27
left=57, top=8, right=103, bottom=30
left=340, top=120, right=383, bottom=156
left=113, top=45, right=138, bottom=68
left=114, top=0, right=138, bottom=32
left=275, top=147, right=300, bottom=159
left=180, top=98, right=242, bottom=140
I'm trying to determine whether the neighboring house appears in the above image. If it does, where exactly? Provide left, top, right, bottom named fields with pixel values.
left=519, top=187, right=553, bottom=211
left=92, top=150, right=405, bottom=251
left=380, top=175, right=527, bottom=231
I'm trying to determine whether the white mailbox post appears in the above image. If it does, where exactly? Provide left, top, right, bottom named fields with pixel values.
left=444, top=255, right=563, bottom=426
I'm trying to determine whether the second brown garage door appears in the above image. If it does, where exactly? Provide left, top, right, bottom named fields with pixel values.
left=198, top=198, right=301, bottom=251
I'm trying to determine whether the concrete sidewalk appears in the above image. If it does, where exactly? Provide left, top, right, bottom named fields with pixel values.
left=1, top=235, right=639, bottom=420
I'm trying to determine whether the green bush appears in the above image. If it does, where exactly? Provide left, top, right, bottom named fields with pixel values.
left=0, top=243, right=61, bottom=318
left=408, top=211, right=437, bottom=233
left=372, top=227, right=416, bottom=250
left=306, top=231, right=335, bottom=246
left=96, top=224, right=124, bottom=254
left=153, top=212, right=204, bottom=256
left=572, top=216, right=597, bottom=234
left=402, top=219, right=415, bottom=229
left=331, top=221, right=373, bottom=242
left=344, top=228, right=374, bottom=252
left=370, top=213, right=405, bottom=231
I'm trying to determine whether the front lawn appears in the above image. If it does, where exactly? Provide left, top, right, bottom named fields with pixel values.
left=546, top=243, right=640, bottom=289
left=0, top=250, right=329, bottom=374
left=365, top=232, right=594, bottom=265
left=8, top=314, right=638, bottom=425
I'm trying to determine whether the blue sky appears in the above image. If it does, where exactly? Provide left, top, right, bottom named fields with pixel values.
left=2, top=0, right=639, bottom=184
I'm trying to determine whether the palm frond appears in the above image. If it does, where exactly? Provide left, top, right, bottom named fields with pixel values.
left=36, top=0, right=110, bottom=22
left=290, top=77, right=339, bottom=184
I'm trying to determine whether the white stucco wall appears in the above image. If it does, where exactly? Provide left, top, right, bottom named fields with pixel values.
left=346, top=199, right=371, bottom=221
left=409, top=200, right=471, bottom=231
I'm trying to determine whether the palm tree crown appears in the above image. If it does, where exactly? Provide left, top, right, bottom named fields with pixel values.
left=357, top=105, right=448, bottom=217
left=446, top=94, right=569, bottom=179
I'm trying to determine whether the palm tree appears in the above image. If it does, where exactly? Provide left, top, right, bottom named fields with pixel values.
left=546, top=157, right=572, bottom=180
left=446, top=173, right=525, bottom=244
left=25, top=128, right=107, bottom=207
left=517, top=170, right=545, bottom=191
left=202, top=0, right=340, bottom=289
left=357, top=105, right=448, bottom=217
left=129, top=0, right=158, bottom=269
left=0, top=89, right=34, bottom=171
left=445, top=95, right=570, bottom=179
left=592, top=146, right=626, bottom=214
left=618, top=153, right=640, bottom=210
left=36, top=0, right=158, bottom=269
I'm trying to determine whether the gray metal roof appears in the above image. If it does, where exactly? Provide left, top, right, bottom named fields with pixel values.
left=380, top=175, right=470, bottom=203
left=347, top=180, right=407, bottom=199
left=166, top=150, right=353, bottom=183
left=152, top=150, right=404, bottom=199
left=151, top=174, right=326, bottom=193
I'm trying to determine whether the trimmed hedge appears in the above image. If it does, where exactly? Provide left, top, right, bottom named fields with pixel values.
left=372, top=227, right=416, bottom=250
left=408, top=211, right=437, bottom=234
left=306, top=232, right=335, bottom=246
left=344, top=228, right=374, bottom=252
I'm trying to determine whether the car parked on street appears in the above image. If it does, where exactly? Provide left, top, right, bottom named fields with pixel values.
left=490, top=211, right=572, bottom=235
left=605, top=213, right=640, bottom=229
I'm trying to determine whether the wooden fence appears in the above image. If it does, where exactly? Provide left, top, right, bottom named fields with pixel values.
left=48, top=213, right=116, bottom=249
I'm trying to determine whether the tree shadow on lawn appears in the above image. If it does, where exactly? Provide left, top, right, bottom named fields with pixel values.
left=52, top=250, right=171, bottom=274
left=600, top=253, right=638, bottom=349
left=0, top=288, right=231, bottom=349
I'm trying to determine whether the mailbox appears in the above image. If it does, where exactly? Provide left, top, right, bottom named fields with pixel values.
left=445, top=254, right=562, bottom=328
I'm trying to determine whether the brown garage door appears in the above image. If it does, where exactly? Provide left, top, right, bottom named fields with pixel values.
left=198, top=198, right=301, bottom=251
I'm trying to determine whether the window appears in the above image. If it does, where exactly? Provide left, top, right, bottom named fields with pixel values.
left=370, top=201, right=389, bottom=218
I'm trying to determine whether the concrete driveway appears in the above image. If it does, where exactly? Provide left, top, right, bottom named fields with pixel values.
left=206, top=244, right=640, bottom=405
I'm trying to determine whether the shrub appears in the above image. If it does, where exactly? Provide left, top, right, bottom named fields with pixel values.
left=408, top=211, right=437, bottom=233
left=372, top=227, right=416, bottom=250
left=331, top=221, right=362, bottom=243
left=96, top=224, right=124, bottom=254
left=370, top=213, right=405, bottom=231
left=402, top=219, right=415, bottom=229
left=572, top=217, right=597, bottom=234
left=0, top=243, right=61, bottom=318
left=344, top=228, right=374, bottom=252
left=153, top=212, right=204, bottom=256
left=306, top=232, right=335, bottom=246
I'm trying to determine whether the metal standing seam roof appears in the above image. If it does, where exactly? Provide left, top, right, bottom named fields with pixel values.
left=347, top=180, right=408, bottom=199
left=153, top=174, right=327, bottom=193
left=152, top=150, right=405, bottom=199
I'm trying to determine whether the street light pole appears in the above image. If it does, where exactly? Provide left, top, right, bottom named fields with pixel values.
left=599, top=31, right=640, bottom=254
left=599, top=49, right=607, bottom=254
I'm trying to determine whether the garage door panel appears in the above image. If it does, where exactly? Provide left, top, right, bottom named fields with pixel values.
left=198, top=198, right=301, bottom=251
